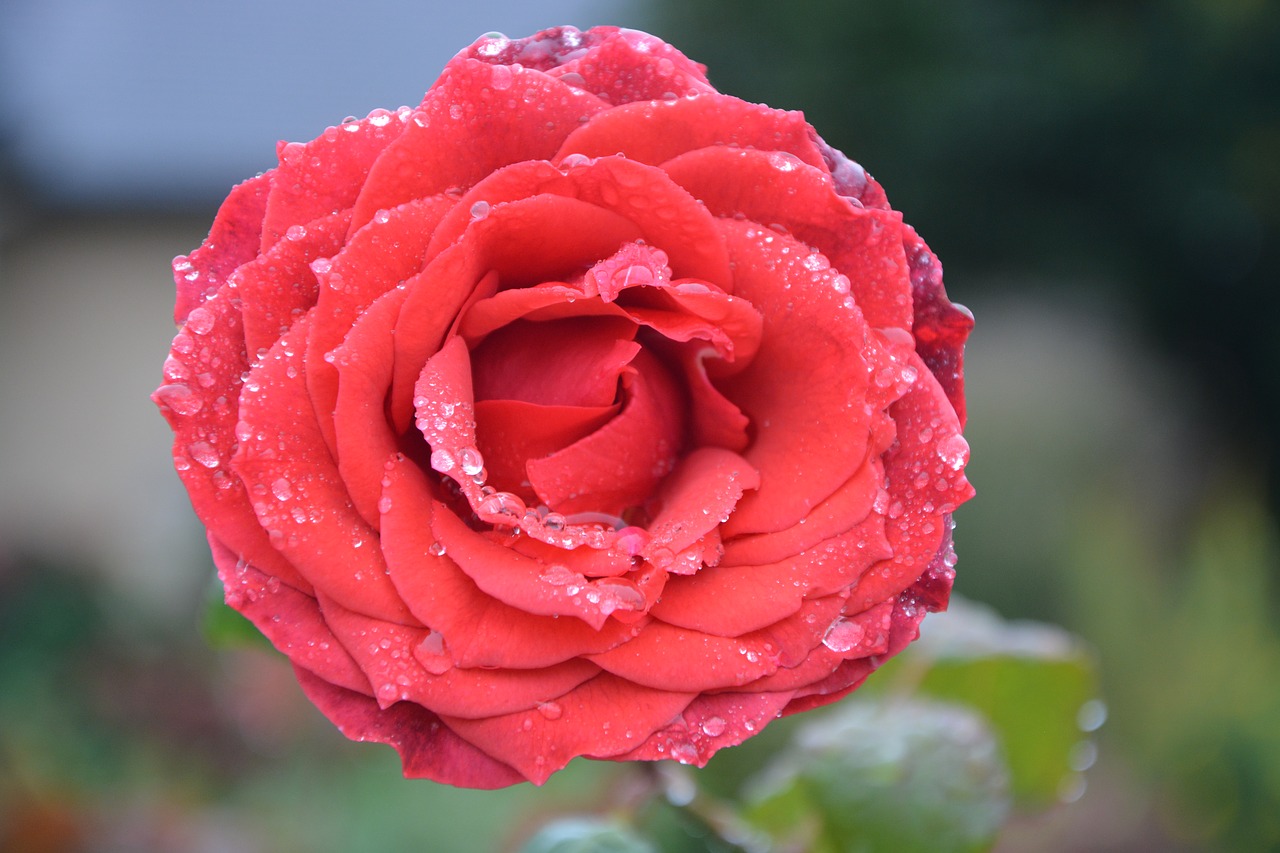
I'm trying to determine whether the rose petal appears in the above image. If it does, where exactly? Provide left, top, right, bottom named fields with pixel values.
left=617, top=690, right=795, bottom=767
left=907, top=225, right=973, bottom=426
left=588, top=618, right=781, bottom=692
left=379, top=456, right=637, bottom=668
left=715, top=220, right=898, bottom=536
left=155, top=285, right=311, bottom=593
left=330, top=286, right=410, bottom=527
left=293, top=666, right=525, bottom=788
left=719, top=446, right=887, bottom=568
left=261, top=108, right=413, bottom=250
left=549, top=28, right=715, bottom=104
left=391, top=195, right=644, bottom=430
left=474, top=399, right=617, bottom=500
left=642, top=447, right=758, bottom=564
left=173, top=172, right=271, bottom=323
left=232, top=312, right=416, bottom=624
left=307, top=195, right=455, bottom=454
left=349, top=60, right=608, bottom=231
left=236, top=209, right=350, bottom=357
left=556, top=93, right=826, bottom=173
left=209, top=534, right=367, bottom=694
left=440, top=673, right=696, bottom=784
left=662, top=146, right=914, bottom=333
left=847, top=355, right=973, bottom=612
left=526, top=350, right=683, bottom=516
left=472, top=316, right=639, bottom=406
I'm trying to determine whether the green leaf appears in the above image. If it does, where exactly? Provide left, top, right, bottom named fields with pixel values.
left=201, top=573, right=272, bottom=650
left=518, top=817, right=657, bottom=853
left=885, top=597, right=1101, bottom=807
left=746, top=697, right=1010, bottom=853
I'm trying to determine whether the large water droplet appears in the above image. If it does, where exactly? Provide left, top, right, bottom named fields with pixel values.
left=458, top=446, right=484, bottom=477
left=822, top=617, right=866, bottom=653
left=154, top=384, right=203, bottom=416
left=430, top=448, right=456, bottom=473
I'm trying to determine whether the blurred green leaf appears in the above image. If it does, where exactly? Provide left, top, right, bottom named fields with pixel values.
left=518, top=817, right=657, bottom=853
left=201, top=574, right=271, bottom=650
left=888, top=598, right=1101, bottom=807
left=746, top=697, right=1010, bottom=853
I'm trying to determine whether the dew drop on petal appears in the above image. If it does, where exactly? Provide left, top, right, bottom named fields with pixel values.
left=536, top=701, right=563, bottom=720
left=430, top=448, right=456, bottom=473
left=937, top=434, right=970, bottom=470
left=154, top=384, right=203, bottom=416
left=701, top=716, right=727, bottom=737
left=459, top=447, right=485, bottom=477
left=187, top=441, right=220, bottom=469
left=822, top=617, right=866, bottom=653
left=271, top=478, right=292, bottom=501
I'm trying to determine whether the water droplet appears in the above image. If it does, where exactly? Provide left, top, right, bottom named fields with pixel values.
left=430, top=448, right=456, bottom=473
left=285, top=225, right=306, bottom=241
left=271, top=478, right=292, bottom=501
left=822, top=617, right=866, bottom=653
left=937, top=434, right=970, bottom=470
left=458, top=447, right=484, bottom=477
left=536, top=701, right=563, bottom=720
left=428, top=541, right=447, bottom=557
left=490, top=64, right=513, bottom=90
left=479, top=491, right=526, bottom=519
left=154, top=383, right=203, bottom=416
left=187, top=441, right=220, bottom=469
left=701, top=716, right=727, bottom=737
left=469, top=200, right=491, bottom=220
left=186, top=306, right=216, bottom=336
left=1077, top=699, right=1107, bottom=732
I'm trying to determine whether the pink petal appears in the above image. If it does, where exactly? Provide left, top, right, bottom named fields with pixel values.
left=173, top=172, right=271, bottom=323
left=231, top=312, right=416, bottom=624
left=526, top=350, right=683, bottom=516
left=556, top=93, right=826, bottom=173
left=306, top=195, right=455, bottom=454
left=261, top=108, right=413, bottom=250
left=440, top=673, right=696, bottom=784
left=237, top=209, right=350, bottom=360
left=715, top=220, right=896, bottom=536
left=378, top=456, right=637, bottom=668
left=662, top=146, right=914, bottom=333
left=471, top=316, right=639, bottom=406
left=349, top=60, right=607, bottom=231
left=587, top=620, right=779, bottom=692
left=154, top=284, right=311, bottom=593
left=293, top=666, right=526, bottom=788
left=209, top=534, right=367, bottom=694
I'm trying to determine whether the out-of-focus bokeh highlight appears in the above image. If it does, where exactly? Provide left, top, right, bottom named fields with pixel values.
left=1, top=1, right=1277, bottom=850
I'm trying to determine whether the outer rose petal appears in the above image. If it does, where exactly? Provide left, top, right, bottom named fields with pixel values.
left=294, top=666, right=525, bottom=788
left=173, top=172, right=271, bottom=323
left=349, top=60, right=608, bottom=231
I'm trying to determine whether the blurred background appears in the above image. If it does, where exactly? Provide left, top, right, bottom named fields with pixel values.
left=1, top=1, right=1277, bottom=850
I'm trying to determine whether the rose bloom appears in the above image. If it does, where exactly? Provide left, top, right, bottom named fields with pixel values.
left=155, top=26, right=973, bottom=788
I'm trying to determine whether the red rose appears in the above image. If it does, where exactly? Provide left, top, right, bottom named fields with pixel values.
left=155, top=26, right=973, bottom=788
